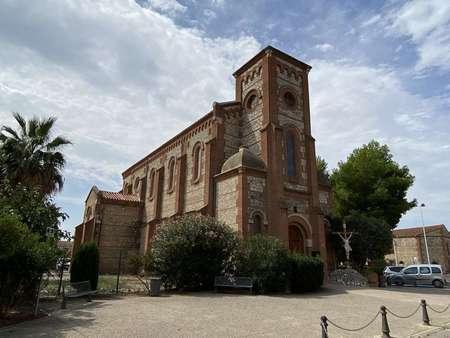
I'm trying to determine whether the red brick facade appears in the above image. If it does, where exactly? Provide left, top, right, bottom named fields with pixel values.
left=74, top=46, right=334, bottom=274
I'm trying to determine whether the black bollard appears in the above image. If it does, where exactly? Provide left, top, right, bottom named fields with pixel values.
left=380, top=306, right=391, bottom=338
left=421, top=299, right=430, bottom=326
left=320, top=315, right=328, bottom=338
left=61, top=284, right=66, bottom=309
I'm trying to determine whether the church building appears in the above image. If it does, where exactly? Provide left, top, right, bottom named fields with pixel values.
left=73, top=46, right=334, bottom=273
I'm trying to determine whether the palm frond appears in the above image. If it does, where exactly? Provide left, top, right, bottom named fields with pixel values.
left=12, top=112, right=27, bottom=135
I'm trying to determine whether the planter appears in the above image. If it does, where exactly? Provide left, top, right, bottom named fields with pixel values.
left=149, top=277, right=161, bottom=297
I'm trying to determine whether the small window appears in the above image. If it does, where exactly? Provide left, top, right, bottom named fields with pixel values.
left=391, top=266, right=403, bottom=272
left=403, top=267, right=418, bottom=275
left=419, top=266, right=431, bottom=274
left=192, top=143, right=202, bottom=182
left=126, top=183, right=132, bottom=195
left=245, top=93, right=257, bottom=111
left=431, top=267, right=442, bottom=274
left=168, top=158, right=175, bottom=191
left=284, top=91, right=296, bottom=107
left=250, top=214, right=263, bottom=234
left=148, top=170, right=155, bottom=199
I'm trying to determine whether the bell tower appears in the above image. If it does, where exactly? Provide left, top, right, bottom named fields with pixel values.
left=232, top=46, right=328, bottom=263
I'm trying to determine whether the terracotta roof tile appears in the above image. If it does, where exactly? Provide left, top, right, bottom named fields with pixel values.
left=393, top=224, right=447, bottom=238
left=100, top=191, right=141, bottom=203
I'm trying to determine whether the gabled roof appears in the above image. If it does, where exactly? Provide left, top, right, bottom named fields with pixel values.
left=393, top=224, right=448, bottom=238
left=99, top=190, right=141, bottom=203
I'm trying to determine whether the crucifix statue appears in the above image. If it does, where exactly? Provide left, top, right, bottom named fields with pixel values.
left=333, top=223, right=354, bottom=262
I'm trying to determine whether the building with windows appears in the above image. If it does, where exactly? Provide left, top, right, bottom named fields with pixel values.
left=386, top=224, right=450, bottom=273
left=73, top=46, right=334, bottom=273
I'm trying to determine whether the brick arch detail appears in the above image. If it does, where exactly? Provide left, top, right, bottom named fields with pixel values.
left=287, top=213, right=312, bottom=240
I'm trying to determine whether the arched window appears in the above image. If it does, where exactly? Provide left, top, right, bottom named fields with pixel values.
left=168, top=158, right=175, bottom=192
left=284, top=91, right=296, bottom=108
left=192, top=143, right=202, bottom=182
left=250, top=214, right=263, bottom=235
left=85, top=207, right=92, bottom=221
left=126, top=183, right=132, bottom=195
left=148, top=169, right=155, bottom=199
left=286, top=131, right=296, bottom=177
left=134, top=177, right=140, bottom=193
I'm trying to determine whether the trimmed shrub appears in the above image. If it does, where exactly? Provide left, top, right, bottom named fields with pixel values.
left=289, top=253, right=324, bottom=293
left=234, top=235, right=290, bottom=293
left=70, top=241, right=99, bottom=290
left=150, top=215, right=238, bottom=290
left=127, top=254, right=144, bottom=275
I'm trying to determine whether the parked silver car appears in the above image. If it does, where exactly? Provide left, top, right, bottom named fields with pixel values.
left=388, top=264, right=445, bottom=288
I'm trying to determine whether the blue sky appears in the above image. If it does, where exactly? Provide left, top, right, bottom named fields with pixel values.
left=0, top=0, right=449, bottom=234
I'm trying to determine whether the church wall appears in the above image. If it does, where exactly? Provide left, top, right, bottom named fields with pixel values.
left=215, top=175, right=239, bottom=231
left=98, top=203, right=140, bottom=274
left=183, top=128, right=211, bottom=213
left=143, top=158, right=158, bottom=222
left=240, top=61, right=263, bottom=157
left=161, top=144, right=182, bottom=218
left=276, top=58, right=308, bottom=192
left=223, top=112, right=240, bottom=160
left=246, top=175, right=266, bottom=226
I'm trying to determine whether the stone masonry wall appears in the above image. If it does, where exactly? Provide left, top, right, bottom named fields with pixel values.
left=393, top=237, right=420, bottom=265
left=276, top=57, right=308, bottom=192
left=98, top=203, right=140, bottom=274
left=247, top=175, right=266, bottom=224
left=215, top=176, right=238, bottom=231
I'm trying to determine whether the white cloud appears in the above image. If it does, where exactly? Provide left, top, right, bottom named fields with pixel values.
left=146, top=0, right=187, bottom=16
left=0, top=0, right=260, bottom=230
left=310, top=60, right=450, bottom=227
left=385, top=0, right=450, bottom=72
left=314, top=43, right=335, bottom=52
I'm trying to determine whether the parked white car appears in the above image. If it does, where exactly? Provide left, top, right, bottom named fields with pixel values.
left=387, top=264, right=445, bottom=288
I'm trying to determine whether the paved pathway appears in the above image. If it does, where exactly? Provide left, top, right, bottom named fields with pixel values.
left=1, top=285, right=449, bottom=337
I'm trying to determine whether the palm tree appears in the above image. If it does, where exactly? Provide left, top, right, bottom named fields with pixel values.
left=0, top=113, right=72, bottom=195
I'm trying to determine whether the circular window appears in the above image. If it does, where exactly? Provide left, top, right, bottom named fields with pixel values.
left=284, top=91, right=296, bottom=108
left=246, top=94, right=258, bottom=111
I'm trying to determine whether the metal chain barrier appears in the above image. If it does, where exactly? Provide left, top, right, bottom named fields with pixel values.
left=427, top=303, right=450, bottom=314
left=320, top=299, right=447, bottom=338
left=385, top=304, right=421, bottom=319
left=326, top=311, right=380, bottom=332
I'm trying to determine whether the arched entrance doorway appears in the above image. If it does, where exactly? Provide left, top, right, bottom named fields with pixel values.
left=288, top=225, right=304, bottom=253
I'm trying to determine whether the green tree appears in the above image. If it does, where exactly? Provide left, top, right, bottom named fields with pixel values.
left=0, top=182, right=68, bottom=239
left=316, top=155, right=330, bottom=185
left=331, top=140, right=416, bottom=227
left=0, top=213, right=59, bottom=317
left=70, top=241, right=100, bottom=290
left=0, top=113, right=71, bottom=195
left=329, top=213, right=392, bottom=267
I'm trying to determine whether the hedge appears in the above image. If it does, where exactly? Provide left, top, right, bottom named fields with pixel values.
left=289, top=253, right=324, bottom=293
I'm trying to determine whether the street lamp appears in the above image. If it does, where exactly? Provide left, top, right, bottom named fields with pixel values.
left=419, top=203, right=431, bottom=265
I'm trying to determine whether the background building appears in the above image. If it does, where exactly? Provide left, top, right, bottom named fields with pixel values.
left=386, top=224, right=450, bottom=272
left=73, top=46, right=334, bottom=273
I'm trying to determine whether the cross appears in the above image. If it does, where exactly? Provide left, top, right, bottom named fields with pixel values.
left=332, top=223, right=357, bottom=262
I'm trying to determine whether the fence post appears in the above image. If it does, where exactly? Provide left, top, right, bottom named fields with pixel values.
left=380, top=306, right=391, bottom=338
left=116, top=249, right=122, bottom=294
left=421, top=299, right=430, bottom=326
left=320, top=315, right=328, bottom=338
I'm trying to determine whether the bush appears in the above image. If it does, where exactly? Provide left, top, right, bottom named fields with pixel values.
left=150, top=215, right=238, bottom=290
left=289, top=253, right=324, bottom=293
left=0, top=213, right=59, bottom=317
left=127, top=254, right=144, bottom=275
left=70, top=241, right=99, bottom=290
left=233, top=235, right=290, bottom=293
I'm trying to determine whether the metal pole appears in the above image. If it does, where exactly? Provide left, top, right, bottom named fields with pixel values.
left=380, top=306, right=391, bottom=338
left=34, top=274, right=43, bottom=316
left=116, top=250, right=122, bottom=294
left=392, top=238, right=398, bottom=266
left=57, top=251, right=67, bottom=296
left=420, top=204, right=431, bottom=265
left=421, top=299, right=430, bottom=326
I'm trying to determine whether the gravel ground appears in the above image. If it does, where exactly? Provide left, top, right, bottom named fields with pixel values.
left=1, top=285, right=449, bottom=338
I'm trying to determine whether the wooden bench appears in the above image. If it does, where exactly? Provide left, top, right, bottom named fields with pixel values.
left=61, top=281, right=96, bottom=309
left=214, top=276, right=253, bottom=293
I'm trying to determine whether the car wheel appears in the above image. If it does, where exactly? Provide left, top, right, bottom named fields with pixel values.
left=394, top=278, right=404, bottom=286
left=432, top=280, right=444, bottom=288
